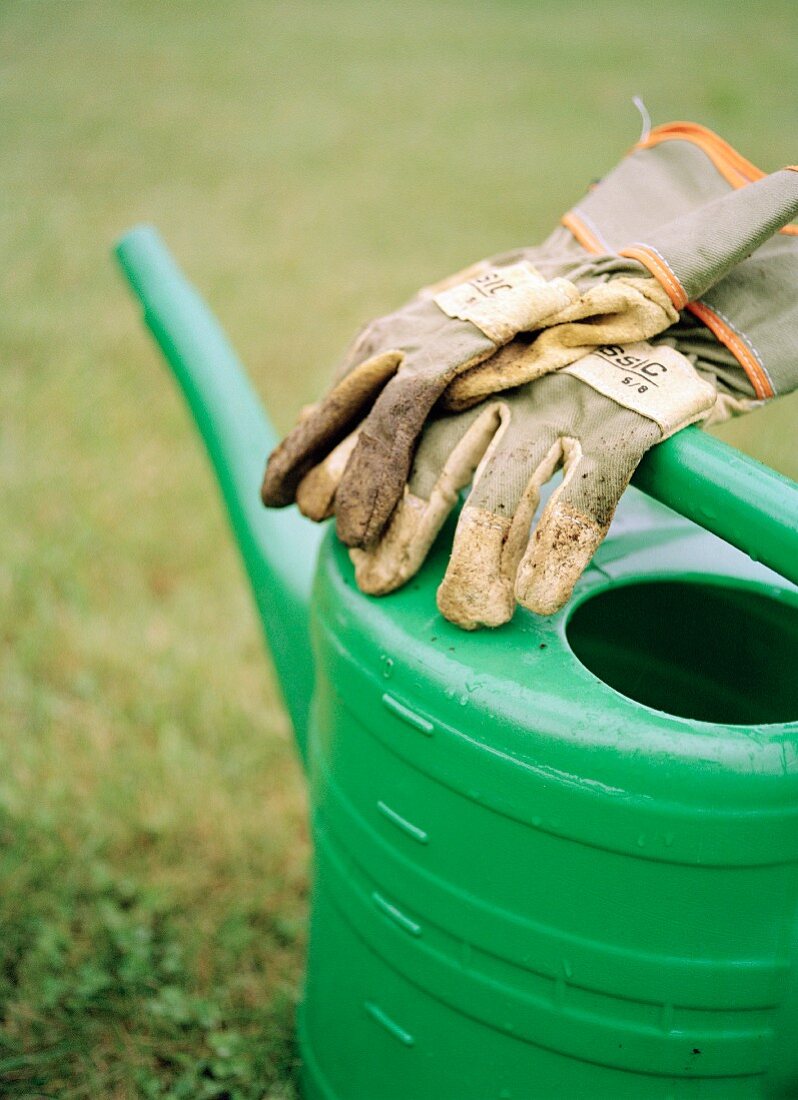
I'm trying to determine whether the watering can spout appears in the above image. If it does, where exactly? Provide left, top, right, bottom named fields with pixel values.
left=115, top=225, right=324, bottom=763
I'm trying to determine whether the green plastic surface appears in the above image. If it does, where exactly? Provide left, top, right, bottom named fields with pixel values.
left=116, top=225, right=798, bottom=1098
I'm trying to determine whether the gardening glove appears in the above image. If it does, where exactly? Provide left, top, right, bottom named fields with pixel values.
left=348, top=337, right=751, bottom=629
left=303, top=178, right=798, bottom=630
left=270, top=125, right=798, bottom=627
left=261, top=245, right=678, bottom=547
left=263, top=162, right=797, bottom=548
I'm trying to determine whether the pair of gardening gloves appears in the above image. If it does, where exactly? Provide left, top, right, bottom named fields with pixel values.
left=262, top=124, right=798, bottom=629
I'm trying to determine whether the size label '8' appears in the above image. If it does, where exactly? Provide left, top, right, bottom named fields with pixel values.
left=564, top=342, right=717, bottom=436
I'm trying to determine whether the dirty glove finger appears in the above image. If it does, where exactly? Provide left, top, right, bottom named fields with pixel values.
left=436, top=415, right=562, bottom=630
left=295, top=430, right=360, bottom=521
left=513, top=390, right=659, bottom=616
left=261, top=351, right=401, bottom=506
left=333, top=371, right=457, bottom=548
left=350, top=402, right=504, bottom=594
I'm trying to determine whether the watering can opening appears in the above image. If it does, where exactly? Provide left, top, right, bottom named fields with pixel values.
left=565, top=578, right=798, bottom=725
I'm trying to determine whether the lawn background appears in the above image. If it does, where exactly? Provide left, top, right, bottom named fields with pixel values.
left=2, top=2, right=798, bottom=1096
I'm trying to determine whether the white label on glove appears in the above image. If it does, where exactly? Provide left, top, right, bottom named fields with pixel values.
left=564, top=342, right=717, bottom=437
left=433, top=261, right=579, bottom=345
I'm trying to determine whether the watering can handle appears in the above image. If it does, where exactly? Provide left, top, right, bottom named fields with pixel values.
left=115, top=224, right=798, bottom=588
left=632, top=426, right=798, bottom=586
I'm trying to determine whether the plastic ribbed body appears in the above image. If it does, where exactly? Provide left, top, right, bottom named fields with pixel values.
left=299, top=491, right=798, bottom=1099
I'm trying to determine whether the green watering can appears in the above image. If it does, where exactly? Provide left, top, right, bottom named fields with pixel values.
left=116, top=226, right=798, bottom=1099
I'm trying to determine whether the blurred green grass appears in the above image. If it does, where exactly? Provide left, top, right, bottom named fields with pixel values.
left=1, top=1, right=797, bottom=1095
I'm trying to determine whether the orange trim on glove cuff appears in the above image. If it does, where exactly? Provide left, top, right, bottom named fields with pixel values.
left=561, top=211, right=606, bottom=254
left=685, top=301, right=774, bottom=399
left=618, top=244, right=689, bottom=310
